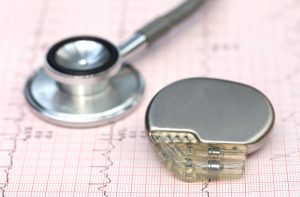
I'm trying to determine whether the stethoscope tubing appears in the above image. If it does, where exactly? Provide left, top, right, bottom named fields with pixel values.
left=119, top=0, right=206, bottom=57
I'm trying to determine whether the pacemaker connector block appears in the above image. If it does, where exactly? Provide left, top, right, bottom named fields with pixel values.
left=145, top=78, right=274, bottom=181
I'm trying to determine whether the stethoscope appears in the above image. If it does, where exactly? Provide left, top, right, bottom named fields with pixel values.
left=24, top=0, right=206, bottom=127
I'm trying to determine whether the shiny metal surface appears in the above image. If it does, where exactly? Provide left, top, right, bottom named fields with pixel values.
left=45, top=42, right=121, bottom=86
left=146, top=78, right=275, bottom=154
left=45, top=57, right=121, bottom=85
left=55, top=40, right=110, bottom=71
left=119, top=33, right=147, bottom=57
left=44, top=37, right=122, bottom=97
left=207, top=160, right=222, bottom=176
left=25, top=64, right=144, bottom=127
left=25, top=0, right=207, bottom=127
left=58, top=81, right=109, bottom=96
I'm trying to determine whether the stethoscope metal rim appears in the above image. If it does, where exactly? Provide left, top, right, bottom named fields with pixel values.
left=44, top=36, right=122, bottom=86
left=46, top=36, right=119, bottom=76
left=24, top=64, right=144, bottom=128
left=24, top=0, right=207, bottom=127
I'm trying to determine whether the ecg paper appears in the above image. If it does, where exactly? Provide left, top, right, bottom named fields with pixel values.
left=0, top=0, right=300, bottom=196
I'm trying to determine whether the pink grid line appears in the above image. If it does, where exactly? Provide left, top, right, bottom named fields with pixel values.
left=0, top=0, right=299, bottom=196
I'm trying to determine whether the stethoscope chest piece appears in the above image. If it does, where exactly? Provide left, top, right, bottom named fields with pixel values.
left=146, top=78, right=275, bottom=181
left=25, top=36, right=144, bottom=127
left=24, top=0, right=208, bottom=127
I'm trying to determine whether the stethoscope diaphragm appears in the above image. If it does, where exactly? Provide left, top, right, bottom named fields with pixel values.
left=24, top=0, right=207, bottom=127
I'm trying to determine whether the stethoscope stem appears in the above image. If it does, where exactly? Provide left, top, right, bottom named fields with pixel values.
left=58, top=80, right=109, bottom=96
left=119, top=0, right=206, bottom=57
left=119, top=33, right=147, bottom=57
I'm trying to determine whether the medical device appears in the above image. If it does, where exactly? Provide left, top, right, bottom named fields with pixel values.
left=146, top=78, right=275, bottom=180
left=24, top=0, right=206, bottom=127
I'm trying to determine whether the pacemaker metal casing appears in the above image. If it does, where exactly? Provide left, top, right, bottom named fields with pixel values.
left=146, top=78, right=274, bottom=153
left=146, top=78, right=275, bottom=180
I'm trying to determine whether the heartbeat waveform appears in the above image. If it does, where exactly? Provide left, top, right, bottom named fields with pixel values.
left=0, top=104, right=25, bottom=197
left=270, top=150, right=300, bottom=163
left=97, top=124, right=115, bottom=197
left=282, top=111, right=299, bottom=122
left=0, top=0, right=50, bottom=194
left=201, top=179, right=211, bottom=197
left=90, top=123, right=124, bottom=197
left=91, top=126, right=140, bottom=196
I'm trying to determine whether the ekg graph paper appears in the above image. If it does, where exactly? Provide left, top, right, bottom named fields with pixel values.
left=0, top=0, right=300, bottom=196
